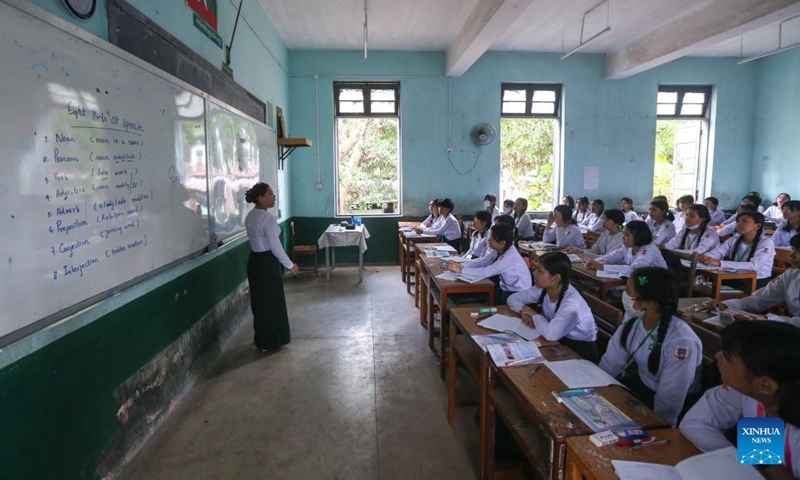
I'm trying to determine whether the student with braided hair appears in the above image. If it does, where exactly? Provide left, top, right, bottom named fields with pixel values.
left=599, top=267, right=702, bottom=426
left=581, top=199, right=606, bottom=232
left=507, top=252, right=598, bottom=362
left=680, top=321, right=800, bottom=479
left=664, top=204, right=719, bottom=254
left=463, top=210, right=492, bottom=259
left=543, top=205, right=586, bottom=249
left=586, top=220, right=667, bottom=276
left=700, top=211, right=776, bottom=289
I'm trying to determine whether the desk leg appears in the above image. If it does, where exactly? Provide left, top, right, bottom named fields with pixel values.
left=748, top=276, right=757, bottom=295
left=447, top=319, right=457, bottom=424
left=332, top=248, right=336, bottom=270
left=428, top=290, right=435, bottom=351
left=479, top=353, right=490, bottom=480
left=325, top=246, right=331, bottom=281
left=358, top=248, right=364, bottom=282
left=440, top=293, right=449, bottom=380
left=712, top=275, right=723, bottom=301
left=482, top=395, right=496, bottom=480
left=399, top=236, right=405, bottom=281
left=419, top=277, right=428, bottom=326
left=566, top=448, right=582, bottom=480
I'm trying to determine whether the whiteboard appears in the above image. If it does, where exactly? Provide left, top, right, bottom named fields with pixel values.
left=0, top=1, right=212, bottom=342
left=206, top=101, right=274, bottom=243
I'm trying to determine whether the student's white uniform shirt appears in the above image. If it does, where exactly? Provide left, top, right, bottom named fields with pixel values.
left=515, top=213, right=535, bottom=239
left=464, top=231, right=490, bottom=259
left=244, top=209, right=294, bottom=269
left=763, top=204, right=784, bottom=222
left=704, top=235, right=776, bottom=279
left=462, top=246, right=532, bottom=292
left=673, top=212, right=685, bottom=233
left=664, top=226, right=720, bottom=255
left=716, top=219, right=738, bottom=237
left=596, top=243, right=668, bottom=276
left=721, top=212, right=738, bottom=226
left=724, top=268, right=800, bottom=327
left=488, top=206, right=501, bottom=223
left=623, top=210, right=639, bottom=224
left=708, top=209, right=726, bottom=227
left=581, top=212, right=605, bottom=233
left=588, top=231, right=624, bottom=256
left=421, top=214, right=442, bottom=230
left=425, top=213, right=461, bottom=241
left=573, top=209, right=589, bottom=224
left=507, top=285, right=597, bottom=342
left=543, top=224, right=586, bottom=249
left=599, top=316, right=702, bottom=426
left=645, top=218, right=677, bottom=246
left=757, top=204, right=765, bottom=213
left=772, top=221, right=800, bottom=247
left=680, top=386, right=800, bottom=478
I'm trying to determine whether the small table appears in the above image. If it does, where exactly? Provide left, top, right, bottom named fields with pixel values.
left=317, top=224, right=370, bottom=282
left=691, top=266, right=757, bottom=300
left=570, top=256, right=627, bottom=301
left=565, top=428, right=700, bottom=480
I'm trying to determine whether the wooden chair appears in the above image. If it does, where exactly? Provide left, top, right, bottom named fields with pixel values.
left=666, top=249, right=700, bottom=297
left=584, top=230, right=601, bottom=249
left=773, top=247, right=791, bottom=277
left=290, top=221, right=318, bottom=278
left=580, top=291, right=624, bottom=356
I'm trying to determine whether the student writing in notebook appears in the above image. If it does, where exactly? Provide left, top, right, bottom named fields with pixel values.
left=705, top=196, right=726, bottom=227
left=645, top=199, right=677, bottom=246
left=507, top=252, right=599, bottom=362
left=680, top=321, right=800, bottom=479
left=706, top=233, right=800, bottom=327
left=599, top=267, right=702, bottom=426
left=700, top=211, right=775, bottom=289
left=664, top=204, right=720, bottom=254
left=513, top=197, right=535, bottom=240
left=543, top=205, right=586, bottom=249
left=447, top=223, right=531, bottom=304
left=773, top=200, right=800, bottom=248
left=464, top=210, right=492, bottom=259
left=416, top=197, right=462, bottom=252
left=581, top=198, right=606, bottom=233
left=567, top=209, right=625, bottom=257
left=586, top=220, right=668, bottom=276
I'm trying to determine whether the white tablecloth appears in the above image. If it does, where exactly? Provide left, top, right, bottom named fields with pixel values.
left=317, top=225, right=370, bottom=253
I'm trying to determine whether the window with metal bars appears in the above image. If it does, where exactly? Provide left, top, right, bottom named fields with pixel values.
left=334, top=82, right=399, bottom=117
left=657, top=86, right=711, bottom=119
left=501, top=83, right=561, bottom=118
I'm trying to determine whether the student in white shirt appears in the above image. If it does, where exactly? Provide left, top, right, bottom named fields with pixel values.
left=599, top=267, right=702, bottom=426
left=447, top=223, right=532, bottom=304
left=513, top=197, right=535, bottom=240
left=704, top=196, right=726, bottom=227
left=501, top=198, right=514, bottom=216
left=700, top=211, right=776, bottom=289
left=244, top=182, right=298, bottom=351
left=680, top=321, right=800, bottom=479
left=417, top=197, right=462, bottom=252
left=464, top=210, right=492, bottom=259
left=581, top=199, right=606, bottom=233
left=507, top=252, right=599, bottom=362
left=543, top=205, right=586, bottom=249
left=621, top=196, right=638, bottom=223
left=483, top=193, right=501, bottom=222
left=716, top=203, right=757, bottom=238
left=587, top=220, right=668, bottom=276
left=763, top=192, right=791, bottom=222
left=562, top=195, right=575, bottom=209
left=707, top=233, right=800, bottom=328
left=573, top=196, right=590, bottom=224
left=746, top=191, right=766, bottom=213
left=645, top=199, right=677, bottom=246
left=664, top=204, right=720, bottom=254
left=568, top=209, right=625, bottom=257
left=672, top=195, right=694, bottom=233
left=773, top=200, right=800, bottom=247
left=419, top=198, right=440, bottom=229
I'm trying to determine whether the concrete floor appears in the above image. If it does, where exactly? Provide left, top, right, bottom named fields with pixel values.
left=119, top=266, right=482, bottom=480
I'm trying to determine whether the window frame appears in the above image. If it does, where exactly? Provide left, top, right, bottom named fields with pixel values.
left=500, top=83, right=562, bottom=119
left=333, top=81, right=402, bottom=217
left=334, top=82, right=400, bottom=117
left=657, top=85, right=712, bottom=119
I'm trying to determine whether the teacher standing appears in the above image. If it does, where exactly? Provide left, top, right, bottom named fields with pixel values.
left=244, top=182, right=298, bottom=351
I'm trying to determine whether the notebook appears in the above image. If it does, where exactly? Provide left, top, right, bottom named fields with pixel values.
left=477, top=314, right=540, bottom=340
left=612, top=446, right=761, bottom=480
left=558, top=388, right=638, bottom=432
left=485, top=341, right=545, bottom=367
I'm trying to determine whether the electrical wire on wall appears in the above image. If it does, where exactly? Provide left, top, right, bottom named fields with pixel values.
left=447, top=147, right=482, bottom=176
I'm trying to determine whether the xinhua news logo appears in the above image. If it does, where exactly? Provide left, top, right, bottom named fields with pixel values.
left=737, top=417, right=784, bottom=465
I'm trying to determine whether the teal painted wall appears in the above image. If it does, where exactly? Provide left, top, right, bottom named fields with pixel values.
left=750, top=48, right=800, bottom=200
left=1, top=1, right=290, bottom=478
left=288, top=51, right=758, bottom=219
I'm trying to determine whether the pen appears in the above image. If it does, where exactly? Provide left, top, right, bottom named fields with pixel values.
left=551, top=390, right=562, bottom=403
left=504, top=357, right=540, bottom=367
left=628, top=438, right=670, bottom=451
left=527, top=364, right=542, bottom=377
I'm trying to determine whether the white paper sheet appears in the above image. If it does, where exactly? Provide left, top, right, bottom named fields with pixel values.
left=566, top=253, right=582, bottom=262
left=546, top=359, right=621, bottom=389
left=583, top=166, right=600, bottom=190
left=596, top=270, right=623, bottom=279
left=435, top=246, right=457, bottom=252
left=446, top=256, right=471, bottom=263
left=477, top=314, right=540, bottom=340
left=613, top=446, right=761, bottom=480
left=435, top=272, right=460, bottom=281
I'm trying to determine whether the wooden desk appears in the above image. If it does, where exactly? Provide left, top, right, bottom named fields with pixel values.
left=692, top=267, right=757, bottom=300
left=415, top=242, right=448, bottom=328
left=677, top=297, right=722, bottom=361
left=570, top=259, right=627, bottom=301
left=419, top=252, right=496, bottom=380
left=399, top=231, right=438, bottom=294
left=484, top=356, right=669, bottom=480
left=397, top=221, right=418, bottom=281
left=565, top=429, right=700, bottom=480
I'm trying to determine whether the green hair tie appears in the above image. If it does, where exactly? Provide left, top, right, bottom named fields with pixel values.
left=638, top=276, right=648, bottom=286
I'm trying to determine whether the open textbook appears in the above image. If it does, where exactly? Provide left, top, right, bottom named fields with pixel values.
left=612, top=446, right=761, bottom=480
left=477, top=314, right=540, bottom=341
left=485, top=341, right=544, bottom=367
